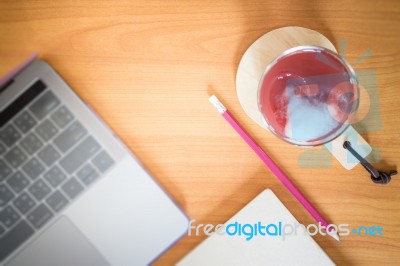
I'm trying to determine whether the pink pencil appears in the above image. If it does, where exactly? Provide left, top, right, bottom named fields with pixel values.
left=209, top=95, right=339, bottom=241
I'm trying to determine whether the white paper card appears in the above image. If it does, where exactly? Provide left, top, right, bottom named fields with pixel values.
left=324, top=126, right=371, bottom=170
left=177, top=189, right=334, bottom=266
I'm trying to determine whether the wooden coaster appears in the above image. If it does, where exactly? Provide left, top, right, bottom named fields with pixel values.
left=236, top=26, right=336, bottom=129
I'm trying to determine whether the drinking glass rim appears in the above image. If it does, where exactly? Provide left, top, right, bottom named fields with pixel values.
left=257, top=45, right=360, bottom=147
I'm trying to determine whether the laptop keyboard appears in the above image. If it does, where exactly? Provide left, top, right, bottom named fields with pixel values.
left=0, top=81, right=115, bottom=261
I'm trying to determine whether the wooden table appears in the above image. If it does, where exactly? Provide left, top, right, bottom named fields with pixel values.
left=1, top=1, right=399, bottom=265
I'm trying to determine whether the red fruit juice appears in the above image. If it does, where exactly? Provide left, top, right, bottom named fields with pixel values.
left=258, top=47, right=357, bottom=145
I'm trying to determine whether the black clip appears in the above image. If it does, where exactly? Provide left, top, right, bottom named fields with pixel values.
left=343, top=141, right=397, bottom=184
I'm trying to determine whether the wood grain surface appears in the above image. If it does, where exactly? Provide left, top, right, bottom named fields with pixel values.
left=1, top=1, right=399, bottom=265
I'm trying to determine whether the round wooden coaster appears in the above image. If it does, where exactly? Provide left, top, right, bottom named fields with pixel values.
left=236, top=26, right=336, bottom=129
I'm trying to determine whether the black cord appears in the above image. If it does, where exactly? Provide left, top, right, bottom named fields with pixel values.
left=343, top=141, right=397, bottom=184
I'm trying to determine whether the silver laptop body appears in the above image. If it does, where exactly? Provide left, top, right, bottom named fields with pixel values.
left=0, top=60, right=188, bottom=265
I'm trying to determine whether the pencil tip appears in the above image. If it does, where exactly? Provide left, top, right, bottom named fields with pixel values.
left=329, top=232, right=340, bottom=242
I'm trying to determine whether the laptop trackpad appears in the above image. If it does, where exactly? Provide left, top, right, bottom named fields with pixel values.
left=6, top=216, right=110, bottom=266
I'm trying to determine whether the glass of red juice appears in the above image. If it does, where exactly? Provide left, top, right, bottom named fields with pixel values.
left=258, top=46, right=359, bottom=146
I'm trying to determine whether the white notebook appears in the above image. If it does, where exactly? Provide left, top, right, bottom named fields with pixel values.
left=177, top=189, right=335, bottom=266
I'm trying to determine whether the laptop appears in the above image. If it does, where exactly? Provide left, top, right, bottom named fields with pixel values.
left=0, top=57, right=188, bottom=265
left=177, top=189, right=334, bottom=266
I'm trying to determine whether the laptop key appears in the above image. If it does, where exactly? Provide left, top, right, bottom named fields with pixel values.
left=61, top=178, right=84, bottom=199
left=13, top=192, right=36, bottom=214
left=53, top=121, right=87, bottom=153
left=77, top=164, right=99, bottom=186
left=59, top=136, right=101, bottom=174
left=29, top=90, right=60, bottom=120
left=14, top=111, right=37, bottom=133
left=0, top=160, right=12, bottom=182
left=27, top=203, right=54, bottom=229
left=0, top=184, right=14, bottom=207
left=0, top=205, right=20, bottom=228
left=92, top=150, right=115, bottom=173
left=29, top=179, right=52, bottom=201
left=0, top=220, right=34, bottom=262
left=20, top=133, right=43, bottom=155
left=4, top=146, right=28, bottom=168
left=0, top=124, right=21, bottom=147
left=36, top=119, right=59, bottom=142
left=7, top=171, right=30, bottom=193
left=38, top=144, right=61, bottom=166
left=46, top=190, right=69, bottom=212
left=0, top=142, right=5, bottom=155
left=22, top=158, right=45, bottom=180
left=51, top=106, right=74, bottom=128
left=43, top=166, right=67, bottom=188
